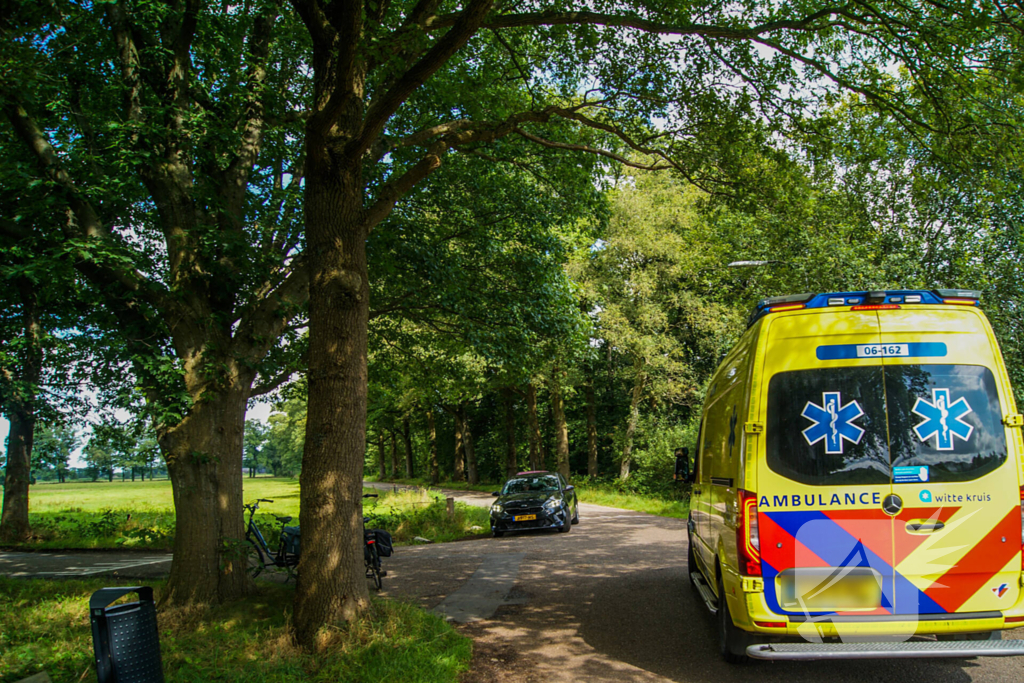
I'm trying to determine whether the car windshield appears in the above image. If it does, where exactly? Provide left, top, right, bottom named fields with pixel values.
left=502, top=475, right=560, bottom=495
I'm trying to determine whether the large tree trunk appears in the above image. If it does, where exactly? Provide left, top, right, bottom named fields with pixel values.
left=1, top=281, right=40, bottom=542
left=0, top=409, right=34, bottom=541
left=502, top=388, right=518, bottom=479
left=525, top=382, right=546, bottom=471
left=294, top=159, right=371, bottom=647
left=620, top=373, right=647, bottom=481
left=452, top=409, right=466, bottom=482
left=160, top=383, right=252, bottom=605
left=585, top=382, right=598, bottom=478
left=403, top=418, right=414, bottom=478
left=550, top=367, right=570, bottom=480
left=457, top=405, right=479, bottom=485
left=427, top=409, right=439, bottom=484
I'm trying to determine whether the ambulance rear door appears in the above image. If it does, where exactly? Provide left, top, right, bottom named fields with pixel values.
left=879, top=307, right=1022, bottom=617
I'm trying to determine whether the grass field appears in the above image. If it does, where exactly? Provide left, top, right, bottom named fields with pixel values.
left=10, top=478, right=489, bottom=550
left=0, top=577, right=472, bottom=683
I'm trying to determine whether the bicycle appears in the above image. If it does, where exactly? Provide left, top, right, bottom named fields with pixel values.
left=362, top=493, right=393, bottom=591
left=244, top=498, right=299, bottom=580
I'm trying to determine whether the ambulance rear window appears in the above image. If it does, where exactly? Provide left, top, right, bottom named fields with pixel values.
left=886, top=364, right=1007, bottom=483
left=766, top=365, right=1008, bottom=486
left=766, top=367, right=891, bottom=486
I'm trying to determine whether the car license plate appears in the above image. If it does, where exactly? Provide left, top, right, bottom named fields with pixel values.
left=514, top=514, right=536, bottom=522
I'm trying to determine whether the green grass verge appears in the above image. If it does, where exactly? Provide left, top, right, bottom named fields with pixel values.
left=570, top=482, right=690, bottom=519
left=363, top=488, right=491, bottom=544
left=371, top=476, right=691, bottom=519
left=8, top=479, right=488, bottom=550
left=0, top=577, right=471, bottom=683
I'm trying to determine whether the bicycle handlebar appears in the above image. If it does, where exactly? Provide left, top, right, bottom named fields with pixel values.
left=258, top=498, right=274, bottom=503
left=362, top=493, right=378, bottom=499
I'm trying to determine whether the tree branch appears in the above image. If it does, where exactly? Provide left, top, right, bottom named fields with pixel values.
left=351, top=0, right=495, bottom=159
left=1, top=100, right=169, bottom=312
left=218, top=1, right=280, bottom=233
left=105, top=1, right=144, bottom=133
left=251, top=367, right=300, bottom=397
left=513, top=128, right=671, bottom=170
left=362, top=142, right=445, bottom=231
left=287, top=0, right=336, bottom=47
left=428, top=7, right=851, bottom=38
left=236, top=256, right=310, bottom=360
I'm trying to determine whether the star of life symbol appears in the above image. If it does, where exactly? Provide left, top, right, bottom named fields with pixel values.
left=802, top=392, right=865, bottom=455
left=912, top=388, right=973, bottom=450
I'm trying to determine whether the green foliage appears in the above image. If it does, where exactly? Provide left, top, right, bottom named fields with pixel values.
left=363, top=489, right=490, bottom=544
left=264, top=386, right=307, bottom=477
left=0, top=578, right=471, bottom=683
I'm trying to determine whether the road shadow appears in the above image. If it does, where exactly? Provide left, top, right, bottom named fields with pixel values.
left=578, top=567, right=984, bottom=683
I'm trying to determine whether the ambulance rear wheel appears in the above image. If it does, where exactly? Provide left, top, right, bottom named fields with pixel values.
left=717, top=573, right=748, bottom=664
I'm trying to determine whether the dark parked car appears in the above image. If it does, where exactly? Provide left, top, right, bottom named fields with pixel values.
left=489, top=471, right=579, bottom=537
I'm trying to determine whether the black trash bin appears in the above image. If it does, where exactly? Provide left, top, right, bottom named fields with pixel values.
left=89, top=586, right=164, bottom=683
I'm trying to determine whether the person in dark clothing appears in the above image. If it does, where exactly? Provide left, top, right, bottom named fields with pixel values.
left=673, top=447, right=690, bottom=482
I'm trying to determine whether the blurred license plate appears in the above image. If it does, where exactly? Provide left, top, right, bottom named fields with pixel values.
left=514, top=514, right=537, bottom=522
left=778, top=567, right=882, bottom=611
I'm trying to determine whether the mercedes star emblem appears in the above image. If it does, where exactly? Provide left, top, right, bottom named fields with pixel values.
left=882, top=493, right=903, bottom=516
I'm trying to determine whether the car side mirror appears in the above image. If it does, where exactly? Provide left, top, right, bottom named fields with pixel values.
left=564, top=485, right=574, bottom=492
left=491, top=491, right=501, bottom=496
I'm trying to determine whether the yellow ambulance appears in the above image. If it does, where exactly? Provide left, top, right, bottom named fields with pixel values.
left=687, top=289, right=1024, bottom=661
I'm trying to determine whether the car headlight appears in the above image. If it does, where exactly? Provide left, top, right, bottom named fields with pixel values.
left=543, top=498, right=561, bottom=511
left=491, top=503, right=503, bottom=514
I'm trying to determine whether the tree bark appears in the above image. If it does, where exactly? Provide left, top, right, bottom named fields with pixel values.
left=525, top=382, right=546, bottom=471
left=502, top=388, right=518, bottom=479
left=620, top=373, right=647, bottom=480
left=550, top=367, right=570, bottom=479
left=293, top=156, right=372, bottom=647
left=389, top=431, right=398, bottom=478
left=457, top=404, right=479, bottom=485
left=377, top=432, right=387, bottom=480
left=427, top=409, right=439, bottom=484
left=0, top=281, right=41, bottom=542
left=585, top=382, right=598, bottom=478
left=0, top=410, right=34, bottom=541
left=161, top=383, right=253, bottom=605
left=452, top=409, right=466, bottom=482
left=403, top=418, right=414, bottom=478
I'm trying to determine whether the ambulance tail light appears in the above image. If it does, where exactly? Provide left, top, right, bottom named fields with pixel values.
left=737, top=489, right=761, bottom=576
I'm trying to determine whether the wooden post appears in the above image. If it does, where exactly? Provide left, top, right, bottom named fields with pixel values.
left=446, top=497, right=455, bottom=519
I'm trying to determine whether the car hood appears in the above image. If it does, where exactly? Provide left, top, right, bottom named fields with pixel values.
left=497, top=491, right=563, bottom=506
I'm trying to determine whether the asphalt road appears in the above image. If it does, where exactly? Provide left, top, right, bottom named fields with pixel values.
left=3, top=486, right=1023, bottom=682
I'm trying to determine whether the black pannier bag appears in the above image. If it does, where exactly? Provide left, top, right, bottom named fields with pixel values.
left=281, top=526, right=301, bottom=556
left=373, top=529, right=393, bottom=557
left=364, top=528, right=393, bottom=557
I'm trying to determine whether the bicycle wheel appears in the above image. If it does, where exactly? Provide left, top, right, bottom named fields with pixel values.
left=246, top=540, right=265, bottom=579
left=366, top=544, right=383, bottom=591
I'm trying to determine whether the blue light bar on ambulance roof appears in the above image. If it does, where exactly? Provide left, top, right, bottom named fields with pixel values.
left=745, top=289, right=980, bottom=328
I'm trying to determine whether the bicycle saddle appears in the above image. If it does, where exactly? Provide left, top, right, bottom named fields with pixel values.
left=276, top=516, right=293, bottom=523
